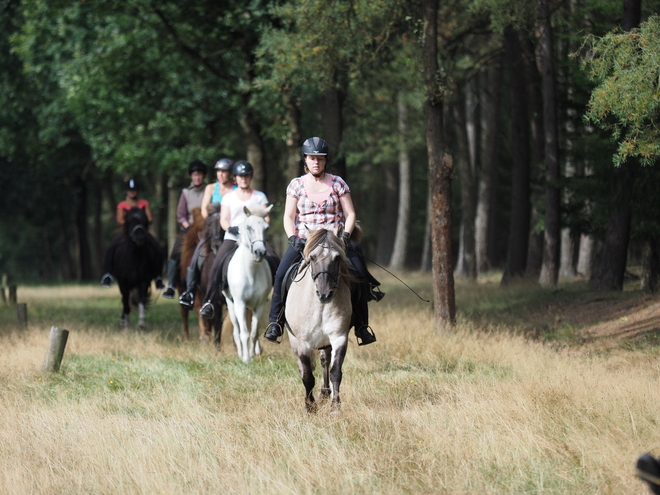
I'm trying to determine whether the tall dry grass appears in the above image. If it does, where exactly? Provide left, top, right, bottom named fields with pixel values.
left=1, top=281, right=659, bottom=494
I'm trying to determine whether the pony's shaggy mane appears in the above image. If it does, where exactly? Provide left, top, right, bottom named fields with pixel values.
left=303, top=229, right=352, bottom=283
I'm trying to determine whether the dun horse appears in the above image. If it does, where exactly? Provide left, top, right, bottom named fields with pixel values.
left=223, top=205, right=273, bottom=363
left=109, top=207, right=164, bottom=330
left=284, top=227, right=353, bottom=412
left=179, top=206, right=225, bottom=347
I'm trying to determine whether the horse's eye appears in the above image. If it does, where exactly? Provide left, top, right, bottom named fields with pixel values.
left=247, top=226, right=253, bottom=232
left=310, top=255, right=316, bottom=262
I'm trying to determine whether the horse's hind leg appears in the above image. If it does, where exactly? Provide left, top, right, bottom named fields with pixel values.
left=329, top=343, right=348, bottom=410
left=319, top=346, right=332, bottom=402
left=297, top=354, right=316, bottom=413
left=137, top=302, right=147, bottom=330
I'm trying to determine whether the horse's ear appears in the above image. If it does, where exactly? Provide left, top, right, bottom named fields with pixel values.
left=244, top=206, right=251, bottom=217
left=265, top=204, right=273, bottom=215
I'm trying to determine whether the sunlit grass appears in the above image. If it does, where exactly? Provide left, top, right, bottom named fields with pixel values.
left=0, top=276, right=659, bottom=493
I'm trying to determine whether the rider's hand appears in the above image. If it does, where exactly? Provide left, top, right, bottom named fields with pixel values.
left=289, top=235, right=306, bottom=254
left=342, top=231, right=351, bottom=247
left=227, top=226, right=239, bottom=236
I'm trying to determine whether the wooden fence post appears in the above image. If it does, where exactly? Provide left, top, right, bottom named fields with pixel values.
left=8, top=285, right=17, bottom=305
left=16, top=303, right=27, bottom=330
left=42, top=326, right=69, bottom=373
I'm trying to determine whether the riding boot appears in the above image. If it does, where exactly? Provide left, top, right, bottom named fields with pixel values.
left=264, top=291, right=285, bottom=344
left=162, top=259, right=178, bottom=299
left=352, top=283, right=377, bottom=346
left=178, top=266, right=197, bottom=309
left=154, top=276, right=165, bottom=290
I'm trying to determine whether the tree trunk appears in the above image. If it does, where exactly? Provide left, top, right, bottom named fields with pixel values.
left=475, top=61, right=501, bottom=274
left=322, top=70, right=347, bottom=180
left=420, top=181, right=432, bottom=273
left=389, top=93, right=411, bottom=270
left=502, top=26, right=531, bottom=285
left=423, top=0, right=455, bottom=327
left=239, top=104, right=265, bottom=192
left=377, top=162, right=398, bottom=265
left=589, top=0, right=641, bottom=291
left=577, top=234, right=595, bottom=278
left=537, top=0, right=561, bottom=287
left=640, top=236, right=660, bottom=293
left=284, top=93, right=303, bottom=182
left=452, top=83, right=477, bottom=280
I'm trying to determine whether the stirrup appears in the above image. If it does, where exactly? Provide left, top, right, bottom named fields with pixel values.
left=100, top=274, right=112, bottom=288
left=162, top=286, right=176, bottom=299
left=264, top=322, right=283, bottom=344
left=199, top=301, right=215, bottom=319
left=179, top=292, right=194, bottom=310
left=369, top=286, right=385, bottom=302
left=355, top=325, right=377, bottom=346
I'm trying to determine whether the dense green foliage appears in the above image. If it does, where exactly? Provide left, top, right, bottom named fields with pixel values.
left=2, top=0, right=660, bottom=285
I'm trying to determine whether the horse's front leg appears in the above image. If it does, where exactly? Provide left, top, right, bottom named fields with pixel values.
left=137, top=285, right=147, bottom=330
left=329, top=341, right=348, bottom=410
left=251, top=304, right=266, bottom=358
left=120, top=288, right=130, bottom=331
left=225, top=298, right=243, bottom=361
left=234, top=300, right=252, bottom=363
left=297, top=353, right=316, bottom=413
left=318, top=346, right=332, bottom=402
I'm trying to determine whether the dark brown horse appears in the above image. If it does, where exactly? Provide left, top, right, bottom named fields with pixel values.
left=109, top=207, right=164, bottom=330
left=179, top=205, right=226, bottom=348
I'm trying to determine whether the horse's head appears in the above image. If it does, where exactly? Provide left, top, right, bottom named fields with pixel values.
left=240, top=204, right=273, bottom=262
left=205, top=204, right=223, bottom=254
left=303, top=228, right=349, bottom=303
left=125, top=207, right=149, bottom=246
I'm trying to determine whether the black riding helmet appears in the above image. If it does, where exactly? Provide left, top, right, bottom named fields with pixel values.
left=232, top=160, right=253, bottom=176
left=125, top=178, right=138, bottom=190
left=301, top=137, right=329, bottom=158
left=188, top=160, right=207, bottom=175
left=214, top=158, right=234, bottom=171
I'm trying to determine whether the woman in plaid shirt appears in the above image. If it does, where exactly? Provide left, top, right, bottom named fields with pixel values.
left=264, top=137, right=383, bottom=346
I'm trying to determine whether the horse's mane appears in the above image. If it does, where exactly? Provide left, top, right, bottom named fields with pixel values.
left=303, top=229, right=352, bottom=282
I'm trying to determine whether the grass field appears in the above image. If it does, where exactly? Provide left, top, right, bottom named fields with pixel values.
left=1, top=272, right=660, bottom=494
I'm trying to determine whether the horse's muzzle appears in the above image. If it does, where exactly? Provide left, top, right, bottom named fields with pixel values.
left=316, top=290, right=334, bottom=303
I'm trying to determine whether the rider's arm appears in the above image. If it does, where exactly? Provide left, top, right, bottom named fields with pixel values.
left=200, top=184, right=213, bottom=219
left=339, top=192, right=356, bottom=235
left=283, top=194, right=298, bottom=238
left=116, top=206, right=126, bottom=225
left=176, top=193, right=189, bottom=229
left=220, top=203, right=231, bottom=232
left=143, top=201, right=153, bottom=224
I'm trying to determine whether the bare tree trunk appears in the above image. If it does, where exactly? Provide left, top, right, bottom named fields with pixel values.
left=421, top=182, right=432, bottom=273
left=377, top=163, right=398, bottom=264
left=452, top=83, right=477, bottom=280
left=589, top=0, right=640, bottom=291
left=322, top=70, right=347, bottom=180
left=502, top=26, right=531, bottom=285
left=537, top=0, right=561, bottom=287
left=390, top=93, right=411, bottom=270
left=475, top=62, right=501, bottom=274
left=641, top=236, right=660, bottom=293
left=284, top=93, right=303, bottom=181
left=239, top=106, right=265, bottom=192
left=423, top=0, right=455, bottom=327
left=576, top=234, right=595, bottom=278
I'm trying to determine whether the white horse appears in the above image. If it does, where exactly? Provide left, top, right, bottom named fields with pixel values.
left=223, top=204, right=273, bottom=363
left=285, top=227, right=353, bottom=412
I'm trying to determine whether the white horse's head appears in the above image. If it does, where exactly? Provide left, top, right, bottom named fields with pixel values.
left=240, top=204, right=272, bottom=262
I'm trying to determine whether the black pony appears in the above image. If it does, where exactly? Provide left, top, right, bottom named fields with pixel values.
left=107, top=207, right=164, bottom=330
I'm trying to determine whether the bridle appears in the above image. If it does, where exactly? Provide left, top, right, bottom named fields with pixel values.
left=308, top=246, right=340, bottom=291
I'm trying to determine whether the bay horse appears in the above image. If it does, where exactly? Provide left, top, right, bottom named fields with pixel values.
left=179, top=206, right=225, bottom=347
left=223, top=204, right=273, bottom=363
left=110, top=207, right=164, bottom=330
left=284, top=227, right=353, bottom=413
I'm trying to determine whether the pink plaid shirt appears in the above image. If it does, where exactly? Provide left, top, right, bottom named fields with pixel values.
left=286, top=174, right=350, bottom=239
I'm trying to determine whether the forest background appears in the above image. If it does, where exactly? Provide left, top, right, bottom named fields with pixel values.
left=2, top=0, right=660, bottom=310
